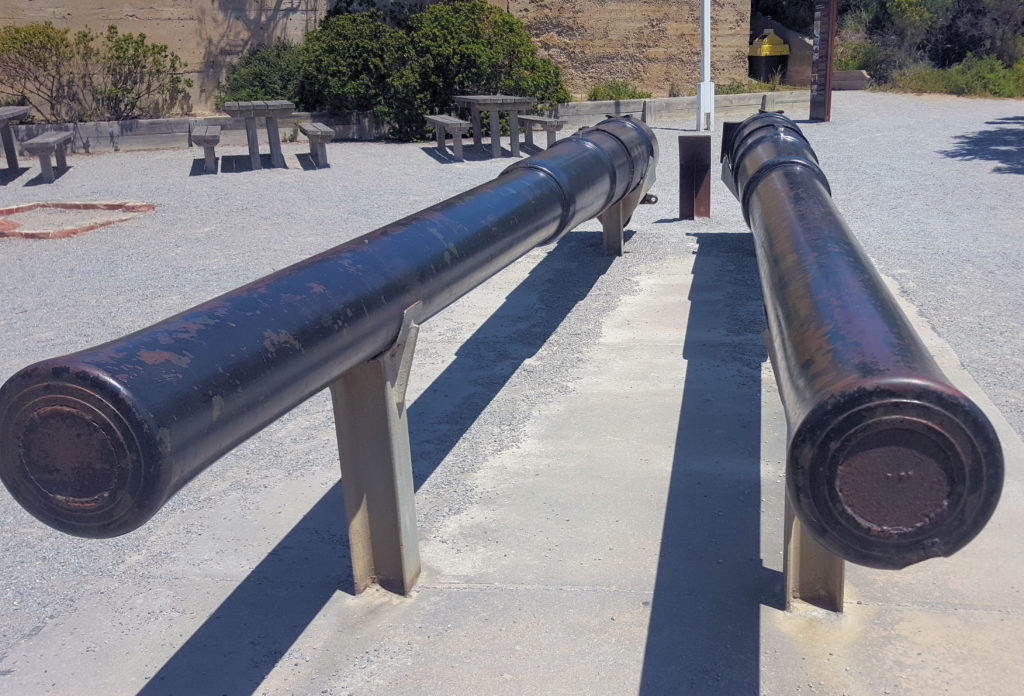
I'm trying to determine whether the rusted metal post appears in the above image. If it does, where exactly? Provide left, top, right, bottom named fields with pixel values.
left=722, top=112, right=1003, bottom=571
left=678, top=135, right=711, bottom=219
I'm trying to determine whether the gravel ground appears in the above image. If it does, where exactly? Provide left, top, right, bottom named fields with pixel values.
left=0, top=90, right=1021, bottom=693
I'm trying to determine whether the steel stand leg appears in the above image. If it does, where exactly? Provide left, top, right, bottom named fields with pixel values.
left=784, top=492, right=845, bottom=612
left=330, top=302, right=423, bottom=596
left=598, top=199, right=625, bottom=256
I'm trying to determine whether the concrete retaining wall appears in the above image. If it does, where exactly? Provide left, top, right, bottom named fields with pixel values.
left=553, top=91, right=811, bottom=129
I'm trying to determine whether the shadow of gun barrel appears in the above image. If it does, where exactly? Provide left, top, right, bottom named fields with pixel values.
left=0, top=117, right=658, bottom=539
left=721, top=112, right=1002, bottom=569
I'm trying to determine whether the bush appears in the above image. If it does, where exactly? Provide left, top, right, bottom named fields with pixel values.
left=0, top=22, right=191, bottom=122
left=408, top=1, right=570, bottom=115
left=93, top=26, right=191, bottom=120
left=299, top=10, right=423, bottom=138
left=293, top=1, right=570, bottom=140
left=715, top=75, right=797, bottom=93
left=215, top=40, right=302, bottom=110
left=586, top=80, right=651, bottom=101
left=890, top=53, right=1024, bottom=96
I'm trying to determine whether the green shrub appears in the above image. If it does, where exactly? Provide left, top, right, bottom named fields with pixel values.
left=408, top=1, right=570, bottom=114
left=299, top=10, right=423, bottom=138
left=93, top=26, right=191, bottom=120
left=890, top=53, right=1024, bottom=96
left=0, top=22, right=190, bottom=122
left=215, top=40, right=302, bottom=110
left=296, top=1, right=570, bottom=140
left=586, top=80, right=651, bottom=101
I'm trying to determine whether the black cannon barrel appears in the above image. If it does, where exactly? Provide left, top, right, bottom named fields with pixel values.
left=0, top=117, right=658, bottom=539
left=722, top=112, right=1002, bottom=569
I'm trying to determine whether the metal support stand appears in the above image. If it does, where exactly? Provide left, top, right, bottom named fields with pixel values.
left=598, top=199, right=626, bottom=256
left=329, top=302, right=423, bottom=596
left=784, top=493, right=845, bottom=612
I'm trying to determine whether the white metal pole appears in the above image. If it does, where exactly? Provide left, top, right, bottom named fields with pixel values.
left=696, top=0, right=715, bottom=131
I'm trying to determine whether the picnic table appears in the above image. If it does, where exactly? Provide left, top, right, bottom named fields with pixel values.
left=0, top=105, right=32, bottom=172
left=453, top=95, right=536, bottom=158
left=222, top=100, right=295, bottom=170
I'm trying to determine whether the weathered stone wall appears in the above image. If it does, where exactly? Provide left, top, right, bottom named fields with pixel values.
left=0, top=1, right=329, bottom=113
left=0, top=0, right=750, bottom=111
left=506, top=0, right=750, bottom=99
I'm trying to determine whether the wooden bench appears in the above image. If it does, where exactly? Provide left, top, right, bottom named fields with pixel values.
left=519, top=115, right=566, bottom=149
left=191, top=125, right=221, bottom=174
left=424, top=115, right=471, bottom=161
left=21, top=130, right=73, bottom=183
left=298, top=122, right=335, bottom=168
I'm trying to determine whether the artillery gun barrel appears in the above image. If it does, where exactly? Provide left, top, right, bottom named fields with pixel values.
left=0, top=117, right=658, bottom=539
left=722, top=112, right=1002, bottom=569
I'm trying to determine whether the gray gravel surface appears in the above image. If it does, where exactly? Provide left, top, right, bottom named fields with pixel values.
left=0, top=91, right=1021, bottom=694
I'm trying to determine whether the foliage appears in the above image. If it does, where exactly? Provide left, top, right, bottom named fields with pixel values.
left=0, top=23, right=89, bottom=121
left=755, top=0, right=1023, bottom=95
left=407, top=1, right=570, bottom=114
left=889, top=53, right=1024, bottom=96
left=0, top=22, right=191, bottom=122
left=715, top=75, right=800, bottom=94
left=586, top=80, right=651, bottom=101
left=299, top=10, right=423, bottom=138
left=93, top=26, right=191, bottom=120
left=215, top=40, right=302, bottom=110
left=293, top=1, right=570, bottom=140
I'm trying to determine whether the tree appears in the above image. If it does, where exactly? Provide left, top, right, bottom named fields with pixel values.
left=408, top=0, right=570, bottom=114
left=0, top=22, right=191, bottom=122
left=299, top=10, right=424, bottom=138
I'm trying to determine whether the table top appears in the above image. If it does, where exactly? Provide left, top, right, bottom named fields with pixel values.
left=222, top=100, right=295, bottom=118
left=0, top=105, right=32, bottom=123
left=454, top=95, right=536, bottom=110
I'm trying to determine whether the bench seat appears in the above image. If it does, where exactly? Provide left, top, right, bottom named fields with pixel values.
left=518, top=115, right=565, bottom=149
left=191, top=125, right=221, bottom=174
left=21, top=130, right=73, bottom=183
left=424, top=115, right=471, bottom=161
left=298, top=122, right=335, bottom=168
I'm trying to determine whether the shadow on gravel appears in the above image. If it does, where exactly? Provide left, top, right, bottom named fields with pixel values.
left=0, top=166, right=28, bottom=185
left=639, top=232, right=782, bottom=696
left=188, top=158, right=214, bottom=176
left=138, top=228, right=620, bottom=696
left=939, top=116, right=1024, bottom=175
left=296, top=152, right=329, bottom=171
left=219, top=153, right=276, bottom=173
left=24, top=167, right=69, bottom=186
left=419, top=143, right=505, bottom=163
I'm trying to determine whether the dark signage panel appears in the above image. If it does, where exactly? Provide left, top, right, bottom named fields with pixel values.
left=810, top=0, right=837, bottom=121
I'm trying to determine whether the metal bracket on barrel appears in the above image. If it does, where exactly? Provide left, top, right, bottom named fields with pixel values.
left=329, top=301, right=423, bottom=596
